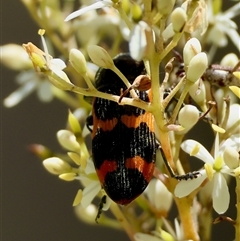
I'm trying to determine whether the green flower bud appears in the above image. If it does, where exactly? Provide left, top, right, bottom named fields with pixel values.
left=177, top=104, right=199, bottom=134
left=87, top=45, right=114, bottom=69
left=68, top=110, right=81, bottom=134
left=220, top=53, right=239, bottom=67
left=189, top=79, right=206, bottom=107
left=171, top=7, right=187, bottom=32
left=69, top=49, right=87, bottom=75
left=131, top=3, right=142, bottom=22
left=157, top=0, right=175, bottom=16
left=183, top=38, right=201, bottom=66
left=187, top=52, right=208, bottom=82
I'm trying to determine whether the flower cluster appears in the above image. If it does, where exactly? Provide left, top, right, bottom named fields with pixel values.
left=2, top=0, right=240, bottom=241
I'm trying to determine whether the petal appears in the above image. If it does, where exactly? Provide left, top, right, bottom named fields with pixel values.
left=129, top=21, right=148, bottom=61
left=37, top=81, right=53, bottom=102
left=214, top=132, right=219, bottom=159
left=181, top=140, right=214, bottom=164
left=174, top=170, right=207, bottom=198
left=65, top=1, right=112, bottom=21
left=50, top=58, right=66, bottom=70
left=3, top=80, right=37, bottom=107
left=212, top=173, right=230, bottom=214
left=81, top=181, right=101, bottom=208
left=220, top=134, right=240, bottom=154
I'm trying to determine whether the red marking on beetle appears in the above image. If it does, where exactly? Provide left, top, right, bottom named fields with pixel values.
left=92, top=115, right=118, bottom=138
left=96, top=160, right=118, bottom=184
left=120, top=112, right=154, bottom=132
left=125, top=156, right=155, bottom=183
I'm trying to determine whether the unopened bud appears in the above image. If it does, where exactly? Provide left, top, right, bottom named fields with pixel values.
left=223, top=146, right=239, bottom=169
left=69, top=49, right=87, bottom=75
left=183, top=38, right=202, bottom=66
left=171, top=7, right=187, bottom=32
left=189, top=79, right=206, bottom=106
left=68, top=110, right=81, bottom=134
left=157, top=0, right=175, bottom=16
left=87, top=45, right=114, bottom=69
left=145, top=179, right=172, bottom=216
left=57, top=130, right=80, bottom=152
left=75, top=204, right=98, bottom=224
left=220, top=53, right=239, bottom=67
left=131, top=3, right=142, bottom=22
left=187, top=52, right=208, bottom=82
left=177, top=104, right=199, bottom=134
left=0, top=44, right=32, bottom=70
left=43, top=157, right=72, bottom=175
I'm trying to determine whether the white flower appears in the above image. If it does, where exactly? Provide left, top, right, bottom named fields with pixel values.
left=4, top=70, right=54, bottom=107
left=75, top=158, right=111, bottom=210
left=64, top=0, right=113, bottom=22
left=23, top=30, right=73, bottom=90
left=175, top=132, right=240, bottom=214
left=134, top=218, right=192, bottom=241
left=206, top=2, right=240, bottom=50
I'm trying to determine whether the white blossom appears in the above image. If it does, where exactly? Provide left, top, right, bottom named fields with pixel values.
left=175, top=132, right=240, bottom=214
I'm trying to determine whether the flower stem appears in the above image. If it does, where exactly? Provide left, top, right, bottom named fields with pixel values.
left=175, top=196, right=200, bottom=241
left=109, top=203, right=136, bottom=241
left=52, top=87, right=80, bottom=109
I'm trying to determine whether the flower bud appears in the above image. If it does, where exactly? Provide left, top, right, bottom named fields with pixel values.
left=189, top=79, right=206, bottom=107
left=145, top=179, right=172, bottom=216
left=226, top=104, right=240, bottom=133
left=69, top=48, right=87, bottom=75
left=57, top=130, right=80, bottom=152
left=87, top=45, right=114, bottom=69
left=183, top=38, right=202, bottom=66
left=121, top=0, right=130, bottom=14
left=162, top=23, right=175, bottom=41
left=75, top=204, right=97, bottom=224
left=0, top=44, right=32, bottom=70
left=131, top=3, right=142, bottom=22
left=68, top=110, right=81, bottom=134
left=220, top=53, right=239, bottom=67
left=171, top=7, right=187, bottom=32
left=177, top=104, right=199, bottom=134
left=187, top=52, right=208, bottom=82
left=43, top=157, right=72, bottom=175
left=157, top=0, right=175, bottom=16
left=223, top=146, right=239, bottom=169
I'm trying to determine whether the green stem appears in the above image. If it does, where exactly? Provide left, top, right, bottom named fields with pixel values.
left=112, top=66, right=138, bottom=99
left=168, top=80, right=193, bottom=124
left=175, top=196, right=200, bottom=241
left=159, top=32, right=183, bottom=61
left=110, top=203, right=136, bottom=241
left=52, top=87, right=80, bottom=109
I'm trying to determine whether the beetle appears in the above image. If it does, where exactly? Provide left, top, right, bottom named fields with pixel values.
left=88, top=53, right=157, bottom=205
